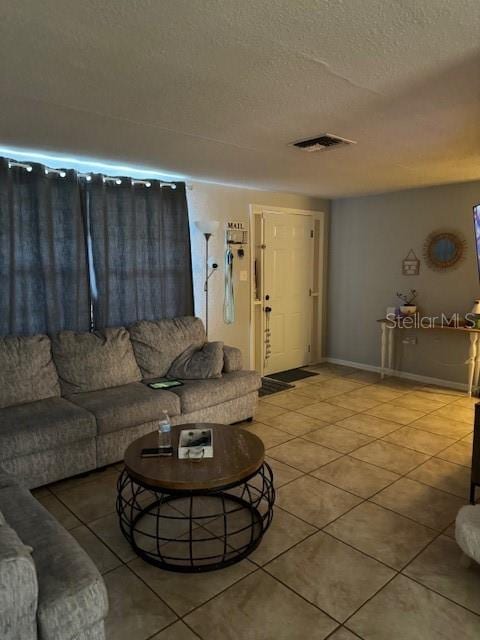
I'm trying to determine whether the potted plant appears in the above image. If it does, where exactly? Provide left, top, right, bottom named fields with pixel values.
left=397, top=289, right=417, bottom=316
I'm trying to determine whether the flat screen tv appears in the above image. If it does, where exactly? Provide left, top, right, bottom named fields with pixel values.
left=474, top=204, right=480, bottom=278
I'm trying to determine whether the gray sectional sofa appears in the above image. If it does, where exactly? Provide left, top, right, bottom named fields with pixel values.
left=0, top=316, right=260, bottom=640
left=0, top=316, right=261, bottom=489
left=0, top=468, right=108, bottom=640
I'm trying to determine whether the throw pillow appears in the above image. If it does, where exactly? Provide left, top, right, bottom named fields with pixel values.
left=167, top=341, right=224, bottom=380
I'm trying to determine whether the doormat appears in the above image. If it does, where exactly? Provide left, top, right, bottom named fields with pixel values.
left=268, top=368, right=318, bottom=383
left=259, top=377, right=294, bottom=397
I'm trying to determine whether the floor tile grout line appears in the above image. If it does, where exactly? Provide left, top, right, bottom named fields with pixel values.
left=401, top=473, right=471, bottom=501
left=340, top=571, right=403, bottom=632
left=306, top=467, right=400, bottom=502
left=264, top=408, right=468, bottom=566
left=175, top=565, right=264, bottom=625
left=332, top=500, right=456, bottom=629
left=340, top=532, right=480, bottom=631
left=262, top=374, right=475, bottom=556
left=110, top=457, right=476, bottom=636
left=316, top=454, right=444, bottom=554
left=42, top=398, right=472, bottom=539
left=261, top=494, right=403, bottom=574
left=271, top=501, right=321, bottom=532
left=82, top=518, right=132, bottom=567
left=93, top=424, right=406, bottom=636
left=100, top=524, right=264, bottom=629
left=316, top=395, right=473, bottom=495
left=358, top=417, right=474, bottom=501
left=260, top=373, right=406, bottom=409
left=265, top=405, right=413, bottom=468
left=35, top=371, right=477, bottom=639
left=352, top=427, right=468, bottom=515
left=104, top=561, right=183, bottom=625
left=334, top=408, right=471, bottom=438
left=324, top=626, right=364, bottom=640
left=264, top=518, right=476, bottom=636
left=48, top=466, right=119, bottom=496
left=265, top=414, right=469, bottom=531
left=320, top=525, right=435, bottom=575
left=112, top=480, right=331, bottom=637
left=41, top=487, right=96, bottom=529
left=382, top=394, right=461, bottom=413
left=266, top=407, right=453, bottom=495
left=295, top=387, right=479, bottom=625
left=256, top=564, right=341, bottom=627
left=399, top=563, right=480, bottom=618
left=178, top=618, right=204, bottom=640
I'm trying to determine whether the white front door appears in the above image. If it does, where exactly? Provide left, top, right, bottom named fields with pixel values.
left=263, top=211, right=313, bottom=375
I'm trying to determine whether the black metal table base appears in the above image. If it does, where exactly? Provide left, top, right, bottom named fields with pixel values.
left=116, top=463, right=275, bottom=572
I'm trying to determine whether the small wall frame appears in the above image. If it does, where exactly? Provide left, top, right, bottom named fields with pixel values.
left=402, top=249, right=420, bottom=276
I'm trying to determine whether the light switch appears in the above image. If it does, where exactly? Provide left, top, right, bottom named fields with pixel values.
left=239, top=270, right=248, bottom=282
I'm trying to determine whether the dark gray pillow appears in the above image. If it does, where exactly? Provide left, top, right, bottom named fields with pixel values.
left=52, top=327, right=142, bottom=395
left=0, top=335, right=60, bottom=409
left=167, top=341, right=224, bottom=380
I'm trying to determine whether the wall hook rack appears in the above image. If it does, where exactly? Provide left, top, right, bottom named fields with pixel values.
left=225, top=222, right=248, bottom=258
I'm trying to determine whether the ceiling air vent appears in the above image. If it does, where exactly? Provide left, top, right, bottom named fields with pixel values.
left=291, top=133, right=356, bottom=153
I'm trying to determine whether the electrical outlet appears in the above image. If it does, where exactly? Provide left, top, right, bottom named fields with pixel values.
left=239, top=270, right=248, bottom=282
left=402, top=336, right=417, bottom=345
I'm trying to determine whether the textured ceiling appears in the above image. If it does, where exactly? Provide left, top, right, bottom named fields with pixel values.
left=1, top=0, right=479, bottom=197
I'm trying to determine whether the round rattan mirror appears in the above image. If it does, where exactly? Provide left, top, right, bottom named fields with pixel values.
left=423, top=231, right=466, bottom=271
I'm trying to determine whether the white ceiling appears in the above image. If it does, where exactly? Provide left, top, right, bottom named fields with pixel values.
left=1, top=0, right=479, bottom=197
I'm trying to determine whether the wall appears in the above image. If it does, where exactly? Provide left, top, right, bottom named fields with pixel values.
left=328, top=180, right=480, bottom=384
left=187, top=182, right=329, bottom=364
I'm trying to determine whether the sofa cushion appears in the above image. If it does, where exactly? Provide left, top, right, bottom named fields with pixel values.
left=223, top=345, right=243, bottom=373
left=129, top=316, right=205, bottom=378
left=52, top=327, right=141, bottom=395
left=0, top=483, right=108, bottom=640
left=0, top=468, right=19, bottom=489
left=68, top=383, right=181, bottom=435
left=170, top=370, right=261, bottom=413
left=0, top=335, right=60, bottom=409
left=0, top=397, right=96, bottom=462
left=168, top=341, right=224, bottom=380
left=0, top=511, right=38, bottom=640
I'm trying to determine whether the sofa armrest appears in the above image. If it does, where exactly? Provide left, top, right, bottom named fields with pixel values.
left=0, top=484, right=108, bottom=640
left=223, top=345, right=243, bottom=373
left=0, top=466, right=19, bottom=489
left=0, top=516, right=38, bottom=640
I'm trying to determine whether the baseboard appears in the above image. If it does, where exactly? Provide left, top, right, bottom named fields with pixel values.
left=324, top=357, right=468, bottom=392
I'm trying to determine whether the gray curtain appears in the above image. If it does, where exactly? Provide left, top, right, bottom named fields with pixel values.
left=0, top=159, right=90, bottom=335
left=85, top=177, right=194, bottom=328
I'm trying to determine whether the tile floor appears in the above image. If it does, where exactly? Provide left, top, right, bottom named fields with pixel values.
left=34, top=364, right=480, bottom=639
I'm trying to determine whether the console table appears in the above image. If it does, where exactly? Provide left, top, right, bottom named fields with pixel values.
left=378, top=319, right=480, bottom=396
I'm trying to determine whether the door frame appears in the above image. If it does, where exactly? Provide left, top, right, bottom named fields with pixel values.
left=249, top=204, right=326, bottom=375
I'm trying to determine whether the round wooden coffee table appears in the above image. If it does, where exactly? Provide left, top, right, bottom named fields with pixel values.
left=116, top=423, right=275, bottom=572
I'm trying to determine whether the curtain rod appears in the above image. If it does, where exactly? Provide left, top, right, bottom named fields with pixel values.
left=7, top=160, right=177, bottom=188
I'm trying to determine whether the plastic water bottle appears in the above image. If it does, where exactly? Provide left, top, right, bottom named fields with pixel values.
left=158, top=410, right=172, bottom=449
